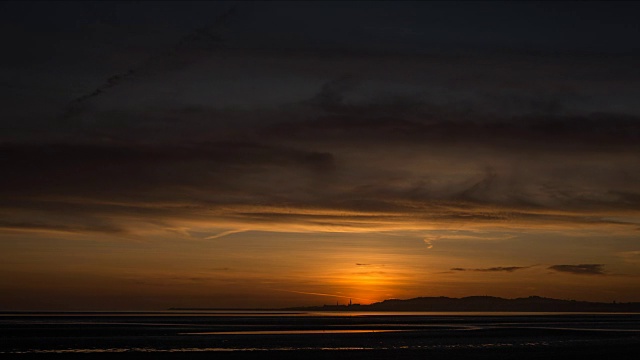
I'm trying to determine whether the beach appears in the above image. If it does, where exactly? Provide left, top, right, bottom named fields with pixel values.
left=2, top=312, right=638, bottom=359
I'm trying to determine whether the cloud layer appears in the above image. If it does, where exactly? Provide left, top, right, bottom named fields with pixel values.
left=451, top=266, right=530, bottom=273
left=0, top=3, right=638, bottom=257
left=548, top=264, right=606, bottom=275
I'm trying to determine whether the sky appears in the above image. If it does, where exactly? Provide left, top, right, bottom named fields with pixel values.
left=1, top=1, right=640, bottom=310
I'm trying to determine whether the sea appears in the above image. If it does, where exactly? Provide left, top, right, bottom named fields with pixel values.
left=1, top=311, right=639, bottom=359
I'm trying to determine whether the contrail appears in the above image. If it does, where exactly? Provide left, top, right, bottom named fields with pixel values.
left=60, top=5, right=238, bottom=125
left=204, top=229, right=248, bottom=240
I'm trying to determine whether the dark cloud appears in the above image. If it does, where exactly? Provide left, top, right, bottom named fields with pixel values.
left=450, top=266, right=530, bottom=273
left=265, top=110, right=640, bottom=151
left=0, top=142, right=334, bottom=197
left=0, top=221, right=125, bottom=235
left=1, top=4, right=640, bottom=241
left=311, top=75, right=360, bottom=110
left=548, top=264, right=606, bottom=275
left=1, top=131, right=638, bottom=237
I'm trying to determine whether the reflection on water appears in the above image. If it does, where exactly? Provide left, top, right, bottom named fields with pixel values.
left=181, top=329, right=405, bottom=335
left=2, top=342, right=569, bottom=354
left=6, top=347, right=379, bottom=354
left=2, top=312, right=639, bottom=355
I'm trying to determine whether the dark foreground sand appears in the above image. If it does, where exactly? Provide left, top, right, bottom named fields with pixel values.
left=2, top=343, right=640, bottom=360
left=2, top=313, right=639, bottom=359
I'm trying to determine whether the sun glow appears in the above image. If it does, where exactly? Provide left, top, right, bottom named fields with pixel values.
left=325, top=265, right=406, bottom=304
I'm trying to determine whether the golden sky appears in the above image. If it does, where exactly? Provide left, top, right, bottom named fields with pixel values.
left=1, top=2, right=640, bottom=310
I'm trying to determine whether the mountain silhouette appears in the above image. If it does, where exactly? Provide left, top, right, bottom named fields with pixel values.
left=284, top=296, right=640, bottom=312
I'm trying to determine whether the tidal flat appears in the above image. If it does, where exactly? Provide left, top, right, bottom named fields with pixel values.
left=1, top=312, right=638, bottom=359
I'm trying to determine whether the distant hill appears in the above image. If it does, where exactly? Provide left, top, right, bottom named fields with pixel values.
left=283, top=296, right=640, bottom=312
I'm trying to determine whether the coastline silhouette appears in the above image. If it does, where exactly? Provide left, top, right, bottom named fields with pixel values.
left=170, top=295, right=640, bottom=312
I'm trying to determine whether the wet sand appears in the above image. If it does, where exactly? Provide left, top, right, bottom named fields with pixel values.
left=2, top=343, right=639, bottom=360
left=2, top=313, right=638, bottom=359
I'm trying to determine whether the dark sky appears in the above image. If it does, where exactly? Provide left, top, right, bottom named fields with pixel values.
left=1, top=1, right=640, bottom=310
left=2, top=1, right=639, bottom=131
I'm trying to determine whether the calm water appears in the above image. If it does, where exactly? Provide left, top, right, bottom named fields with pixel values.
left=1, top=311, right=639, bottom=354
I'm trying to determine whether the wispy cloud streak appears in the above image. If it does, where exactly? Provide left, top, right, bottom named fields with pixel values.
left=450, top=266, right=530, bottom=273
left=273, top=289, right=379, bottom=303
left=204, top=229, right=248, bottom=240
